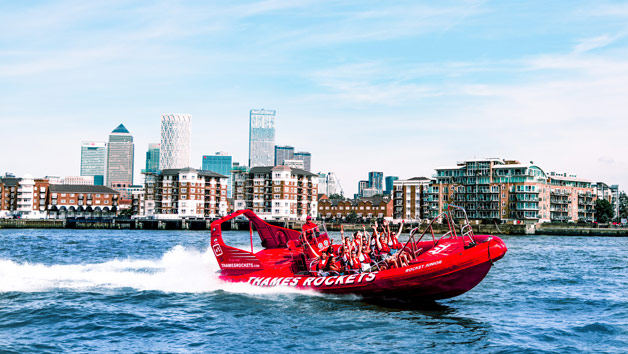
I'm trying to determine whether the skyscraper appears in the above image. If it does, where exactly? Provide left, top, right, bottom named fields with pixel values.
left=358, top=180, right=368, bottom=198
left=80, top=141, right=107, bottom=186
left=368, top=171, right=384, bottom=194
left=249, top=109, right=275, bottom=167
left=202, top=152, right=233, bottom=198
left=106, top=124, right=134, bottom=187
left=160, top=114, right=191, bottom=170
left=385, top=176, right=399, bottom=195
left=274, top=145, right=294, bottom=166
left=294, top=151, right=312, bottom=172
left=145, top=143, right=160, bottom=174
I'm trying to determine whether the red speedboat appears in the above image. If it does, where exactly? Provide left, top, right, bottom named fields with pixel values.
left=210, top=205, right=507, bottom=300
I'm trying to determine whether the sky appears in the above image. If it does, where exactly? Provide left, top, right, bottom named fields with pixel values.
left=1, top=0, right=627, bottom=196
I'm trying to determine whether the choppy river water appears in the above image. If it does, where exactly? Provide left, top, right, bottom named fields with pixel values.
left=1, top=229, right=626, bottom=353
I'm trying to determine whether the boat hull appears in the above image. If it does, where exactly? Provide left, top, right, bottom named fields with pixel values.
left=218, top=235, right=506, bottom=300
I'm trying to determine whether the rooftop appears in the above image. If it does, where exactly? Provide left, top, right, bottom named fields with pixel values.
left=111, top=124, right=130, bottom=134
left=160, top=167, right=227, bottom=178
left=250, top=166, right=318, bottom=177
left=50, top=184, right=119, bottom=194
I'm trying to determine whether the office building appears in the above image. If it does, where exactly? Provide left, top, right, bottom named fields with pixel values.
left=202, top=152, right=233, bottom=198
left=368, top=171, right=384, bottom=195
left=282, top=159, right=305, bottom=169
left=318, top=173, right=328, bottom=196
left=160, top=114, right=191, bottom=170
left=249, top=109, right=276, bottom=167
left=274, top=145, right=294, bottom=166
left=357, top=180, right=369, bottom=198
left=294, top=152, right=312, bottom=172
left=106, top=124, right=134, bottom=188
left=80, top=141, right=107, bottom=185
left=145, top=143, right=160, bottom=174
left=385, top=176, right=398, bottom=195
left=232, top=166, right=318, bottom=220
left=47, top=176, right=95, bottom=185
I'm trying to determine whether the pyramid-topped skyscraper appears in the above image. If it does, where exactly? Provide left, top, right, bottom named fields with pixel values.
left=106, top=123, right=134, bottom=188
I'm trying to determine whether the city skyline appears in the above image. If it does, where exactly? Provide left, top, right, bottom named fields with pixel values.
left=2, top=1, right=628, bottom=196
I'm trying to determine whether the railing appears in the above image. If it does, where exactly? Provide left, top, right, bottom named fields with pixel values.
left=400, top=205, right=476, bottom=262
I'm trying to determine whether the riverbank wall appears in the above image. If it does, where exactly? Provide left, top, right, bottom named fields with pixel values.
left=2, top=218, right=627, bottom=236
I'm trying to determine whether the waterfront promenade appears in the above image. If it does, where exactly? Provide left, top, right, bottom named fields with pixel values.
left=1, top=218, right=627, bottom=236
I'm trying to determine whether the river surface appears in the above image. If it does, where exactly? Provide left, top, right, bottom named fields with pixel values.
left=0, top=229, right=626, bottom=353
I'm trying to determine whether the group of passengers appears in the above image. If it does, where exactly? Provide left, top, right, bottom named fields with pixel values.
left=305, top=219, right=411, bottom=276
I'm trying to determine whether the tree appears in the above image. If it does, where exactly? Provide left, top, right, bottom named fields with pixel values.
left=328, top=194, right=344, bottom=200
left=346, top=211, right=358, bottom=223
left=618, top=192, right=628, bottom=220
left=595, top=199, right=614, bottom=224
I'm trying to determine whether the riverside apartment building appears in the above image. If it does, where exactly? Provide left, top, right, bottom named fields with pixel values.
left=394, top=158, right=601, bottom=224
left=232, top=166, right=318, bottom=221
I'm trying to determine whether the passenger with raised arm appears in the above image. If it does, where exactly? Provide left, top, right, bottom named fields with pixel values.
left=374, top=223, right=399, bottom=269
left=357, top=236, right=372, bottom=272
left=348, top=249, right=361, bottom=272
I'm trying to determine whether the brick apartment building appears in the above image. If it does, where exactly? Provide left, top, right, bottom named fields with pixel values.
left=233, top=166, right=318, bottom=220
left=47, top=185, right=119, bottom=219
left=143, top=167, right=228, bottom=219
left=0, top=174, right=119, bottom=219
left=318, top=195, right=393, bottom=220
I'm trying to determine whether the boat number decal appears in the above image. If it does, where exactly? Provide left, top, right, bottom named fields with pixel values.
left=318, top=243, right=323, bottom=249
left=428, top=244, right=451, bottom=255
left=323, top=240, right=329, bottom=247
left=405, top=260, right=443, bottom=273
left=247, top=273, right=377, bottom=288
left=212, top=244, right=223, bottom=256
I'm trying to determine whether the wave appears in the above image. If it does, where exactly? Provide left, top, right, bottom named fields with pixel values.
left=0, top=246, right=318, bottom=297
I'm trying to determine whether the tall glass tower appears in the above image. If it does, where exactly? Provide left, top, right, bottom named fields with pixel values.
left=106, top=124, right=134, bottom=187
left=368, top=171, right=384, bottom=194
left=385, top=176, right=399, bottom=195
left=160, top=114, right=191, bottom=170
left=202, top=152, right=233, bottom=197
left=145, top=143, right=160, bottom=174
left=249, top=109, right=275, bottom=167
left=274, top=145, right=294, bottom=166
left=80, top=141, right=107, bottom=186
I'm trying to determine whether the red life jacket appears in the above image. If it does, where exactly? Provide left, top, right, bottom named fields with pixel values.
left=302, top=221, right=318, bottom=237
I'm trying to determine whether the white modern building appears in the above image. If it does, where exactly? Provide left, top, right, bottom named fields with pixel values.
left=16, top=174, right=47, bottom=219
left=160, top=114, right=191, bottom=170
left=47, top=176, right=95, bottom=185
left=282, top=159, right=305, bottom=169
left=249, top=109, right=276, bottom=167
